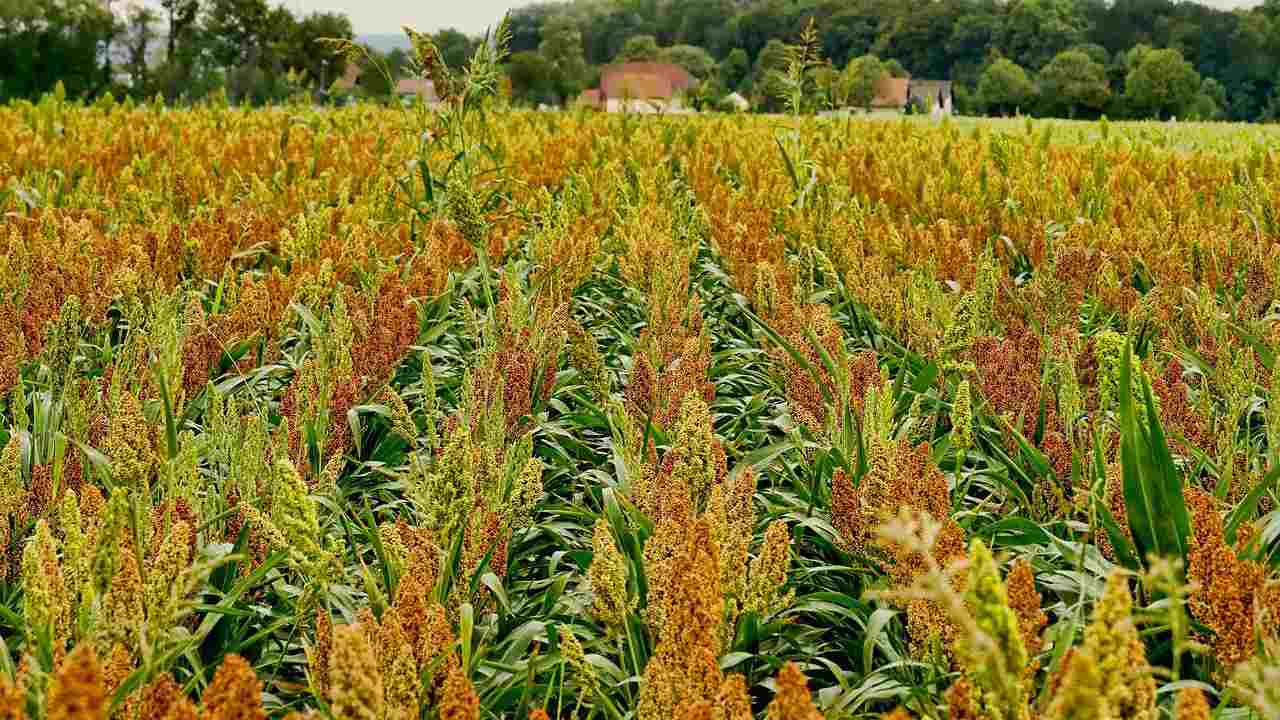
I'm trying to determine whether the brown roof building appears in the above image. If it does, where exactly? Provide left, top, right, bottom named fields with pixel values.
left=396, top=78, right=440, bottom=103
left=605, top=71, right=673, bottom=101
left=600, top=62, right=695, bottom=100
left=908, top=80, right=953, bottom=113
left=576, top=88, right=604, bottom=109
left=871, top=77, right=910, bottom=109
left=867, top=76, right=953, bottom=114
left=577, top=62, right=696, bottom=111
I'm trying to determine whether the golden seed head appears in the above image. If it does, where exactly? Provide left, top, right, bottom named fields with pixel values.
left=1005, top=559, right=1047, bottom=658
left=201, top=654, right=266, bottom=720
left=1174, top=687, right=1211, bottom=720
left=745, top=519, right=793, bottom=619
left=766, top=662, right=822, bottom=720
left=46, top=645, right=106, bottom=720
left=437, top=665, right=480, bottom=720
left=588, top=519, right=632, bottom=635
left=328, top=624, right=384, bottom=720
left=22, top=519, right=69, bottom=644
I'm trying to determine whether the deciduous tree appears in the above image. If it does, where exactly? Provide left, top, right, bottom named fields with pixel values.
left=1124, top=46, right=1201, bottom=119
left=617, top=34, right=660, bottom=62
left=845, top=54, right=887, bottom=110
left=1038, top=48, right=1109, bottom=117
left=539, top=17, right=588, bottom=103
left=977, top=57, right=1036, bottom=116
left=0, top=0, right=117, bottom=100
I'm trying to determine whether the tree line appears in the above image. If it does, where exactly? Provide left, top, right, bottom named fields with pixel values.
left=6, top=0, right=1280, bottom=121
left=501, top=0, right=1280, bottom=120
left=0, top=0, right=354, bottom=105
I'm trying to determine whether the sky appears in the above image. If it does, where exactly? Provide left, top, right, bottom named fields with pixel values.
left=284, top=0, right=543, bottom=35
left=293, top=0, right=1260, bottom=35
left=117, top=0, right=1262, bottom=37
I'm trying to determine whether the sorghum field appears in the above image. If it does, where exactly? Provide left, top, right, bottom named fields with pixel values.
left=3, top=53, right=1280, bottom=720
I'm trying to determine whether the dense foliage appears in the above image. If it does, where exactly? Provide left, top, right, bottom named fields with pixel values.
left=501, top=0, right=1280, bottom=119
left=2, top=30, right=1280, bottom=720
left=9, top=1, right=1280, bottom=121
left=0, top=0, right=353, bottom=105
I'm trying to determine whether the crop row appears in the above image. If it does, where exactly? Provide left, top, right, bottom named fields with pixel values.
left=0, top=95, right=1278, bottom=719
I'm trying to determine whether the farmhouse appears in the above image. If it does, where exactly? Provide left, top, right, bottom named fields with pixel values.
left=868, top=76, right=953, bottom=115
left=909, top=79, right=954, bottom=115
left=870, top=76, right=910, bottom=113
left=331, top=63, right=361, bottom=93
left=578, top=62, right=696, bottom=113
left=396, top=77, right=442, bottom=107
left=576, top=88, right=604, bottom=109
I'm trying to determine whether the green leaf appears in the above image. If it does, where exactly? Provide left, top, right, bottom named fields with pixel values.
left=481, top=573, right=511, bottom=615
left=1225, top=462, right=1280, bottom=545
left=862, top=607, right=898, bottom=672
left=738, top=303, right=834, bottom=406
left=460, top=602, right=475, bottom=672
left=1118, top=338, right=1189, bottom=566
left=69, top=439, right=114, bottom=487
left=152, top=362, right=180, bottom=461
left=729, top=438, right=796, bottom=482
left=979, top=518, right=1053, bottom=547
left=776, top=135, right=802, bottom=194
left=718, top=652, right=753, bottom=671
left=1095, top=496, right=1141, bottom=571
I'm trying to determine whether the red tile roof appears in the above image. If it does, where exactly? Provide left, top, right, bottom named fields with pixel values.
left=871, top=77, right=909, bottom=108
left=609, top=73, right=673, bottom=100
left=395, top=78, right=439, bottom=101
left=600, top=62, right=694, bottom=100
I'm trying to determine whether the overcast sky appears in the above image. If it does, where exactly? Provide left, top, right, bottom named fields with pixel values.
left=308, top=0, right=1259, bottom=34
left=279, top=0, right=543, bottom=35
left=121, top=0, right=1261, bottom=37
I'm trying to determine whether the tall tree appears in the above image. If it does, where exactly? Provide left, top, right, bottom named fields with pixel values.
left=752, top=37, right=791, bottom=110
left=354, top=47, right=393, bottom=98
left=947, top=2, right=1002, bottom=85
left=589, top=7, right=647, bottom=64
left=674, top=0, right=734, bottom=55
left=845, top=54, right=887, bottom=110
left=821, top=4, right=885, bottom=69
left=506, top=50, right=558, bottom=105
left=118, top=4, right=162, bottom=94
left=203, top=0, right=271, bottom=68
left=875, top=0, right=964, bottom=79
left=287, top=12, right=353, bottom=87
left=1189, top=77, right=1225, bottom=119
left=659, top=44, right=716, bottom=79
left=385, top=47, right=412, bottom=78
left=998, top=0, right=1091, bottom=70
left=720, top=48, right=750, bottom=91
left=434, top=28, right=475, bottom=70
left=977, top=57, right=1036, bottom=115
left=160, top=0, right=200, bottom=61
left=507, top=4, right=555, bottom=53
left=0, top=0, right=117, bottom=100
left=810, top=64, right=843, bottom=110
left=617, top=34, right=660, bottom=62
left=731, top=0, right=790, bottom=64
left=1124, top=46, right=1201, bottom=118
left=539, top=16, right=587, bottom=102
left=1038, top=48, right=1110, bottom=117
